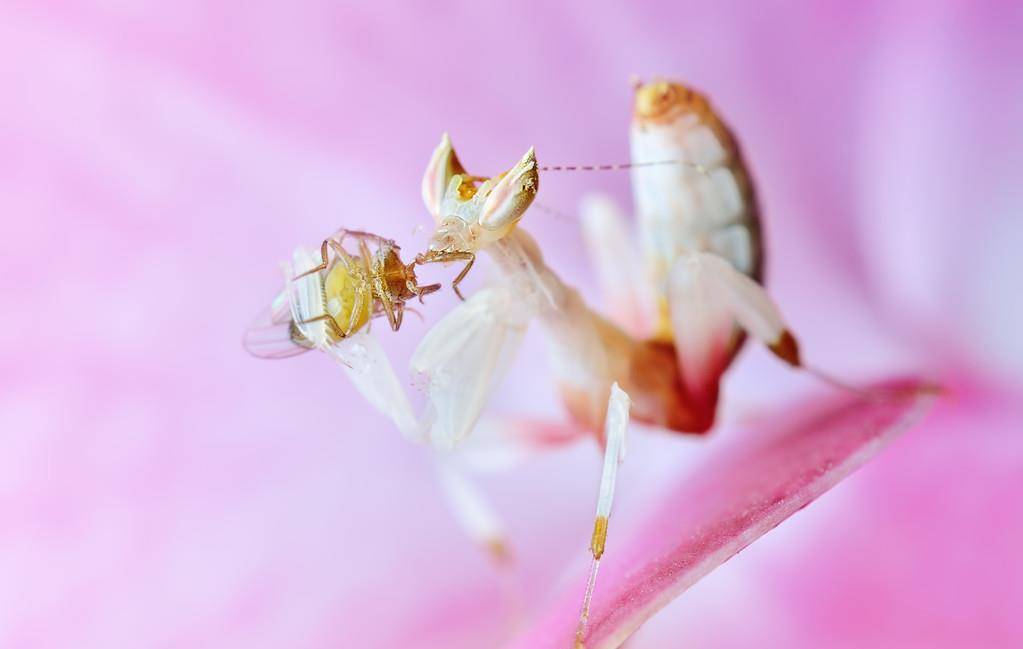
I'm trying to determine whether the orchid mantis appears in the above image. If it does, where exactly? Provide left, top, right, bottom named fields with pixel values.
left=247, top=79, right=821, bottom=613
left=412, top=80, right=803, bottom=451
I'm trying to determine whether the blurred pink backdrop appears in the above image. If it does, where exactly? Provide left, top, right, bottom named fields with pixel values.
left=2, top=1, right=1021, bottom=647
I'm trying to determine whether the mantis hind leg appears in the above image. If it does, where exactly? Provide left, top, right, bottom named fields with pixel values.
left=450, top=253, right=476, bottom=301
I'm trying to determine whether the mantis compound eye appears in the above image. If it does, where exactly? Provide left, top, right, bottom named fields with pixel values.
left=479, top=147, right=539, bottom=232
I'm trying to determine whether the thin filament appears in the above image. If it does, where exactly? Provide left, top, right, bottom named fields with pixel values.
left=540, top=159, right=708, bottom=176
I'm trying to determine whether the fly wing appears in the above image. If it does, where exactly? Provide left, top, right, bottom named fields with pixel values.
left=284, top=246, right=423, bottom=439
left=286, top=248, right=333, bottom=349
left=242, top=287, right=314, bottom=359
left=410, top=283, right=530, bottom=449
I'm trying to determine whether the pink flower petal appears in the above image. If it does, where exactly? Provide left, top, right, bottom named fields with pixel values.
left=511, top=378, right=936, bottom=649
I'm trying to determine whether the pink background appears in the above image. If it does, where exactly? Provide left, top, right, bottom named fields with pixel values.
left=3, top=2, right=1021, bottom=647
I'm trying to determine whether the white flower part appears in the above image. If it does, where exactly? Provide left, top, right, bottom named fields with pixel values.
left=435, top=460, right=507, bottom=559
left=596, top=383, right=631, bottom=520
left=580, top=193, right=654, bottom=336
left=411, top=283, right=531, bottom=449
left=326, top=333, right=422, bottom=441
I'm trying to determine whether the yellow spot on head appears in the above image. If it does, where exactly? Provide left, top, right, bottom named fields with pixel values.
left=324, top=262, right=370, bottom=338
left=455, top=176, right=479, bottom=201
left=633, top=79, right=701, bottom=125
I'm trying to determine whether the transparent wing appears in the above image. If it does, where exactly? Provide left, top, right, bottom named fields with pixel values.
left=286, top=248, right=333, bottom=349
left=242, top=287, right=314, bottom=360
left=411, top=283, right=530, bottom=449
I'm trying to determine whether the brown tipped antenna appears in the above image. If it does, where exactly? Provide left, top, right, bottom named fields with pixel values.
left=538, top=159, right=709, bottom=175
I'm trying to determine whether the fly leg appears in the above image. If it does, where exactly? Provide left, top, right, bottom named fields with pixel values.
left=292, top=238, right=333, bottom=280
left=296, top=313, right=346, bottom=340
left=337, top=228, right=395, bottom=250
left=293, top=235, right=362, bottom=281
left=409, top=279, right=442, bottom=303
left=575, top=383, right=631, bottom=649
left=376, top=290, right=402, bottom=331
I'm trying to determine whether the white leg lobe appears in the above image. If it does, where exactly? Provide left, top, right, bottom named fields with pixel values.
left=580, top=194, right=653, bottom=336
left=436, top=461, right=510, bottom=564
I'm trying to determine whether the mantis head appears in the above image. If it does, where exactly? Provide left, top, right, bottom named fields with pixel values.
left=421, top=133, right=539, bottom=254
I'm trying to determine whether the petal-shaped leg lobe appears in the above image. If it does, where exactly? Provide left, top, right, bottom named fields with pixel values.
left=435, top=461, right=509, bottom=563
left=580, top=194, right=653, bottom=337
left=666, top=251, right=802, bottom=430
left=667, top=255, right=737, bottom=429
left=411, top=284, right=529, bottom=449
left=327, top=332, right=421, bottom=441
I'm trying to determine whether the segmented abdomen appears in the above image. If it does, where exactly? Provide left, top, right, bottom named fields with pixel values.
left=630, top=83, right=762, bottom=339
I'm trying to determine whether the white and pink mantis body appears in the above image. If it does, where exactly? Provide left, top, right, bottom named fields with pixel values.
left=413, top=80, right=801, bottom=448
left=249, top=78, right=816, bottom=642
left=409, top=80, right=812, bottom=642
